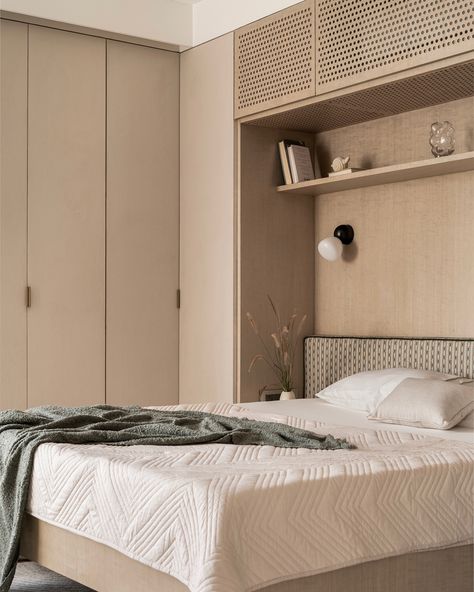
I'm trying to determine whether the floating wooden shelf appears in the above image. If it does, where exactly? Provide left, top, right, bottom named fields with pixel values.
left=277, top=152, right=474, bottom=196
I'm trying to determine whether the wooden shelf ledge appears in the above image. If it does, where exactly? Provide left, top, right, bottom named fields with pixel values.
left=277, top=152, right=474, bottom=196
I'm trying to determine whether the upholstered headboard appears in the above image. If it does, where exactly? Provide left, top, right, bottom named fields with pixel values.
left=304, top=336, right=474, bottom=398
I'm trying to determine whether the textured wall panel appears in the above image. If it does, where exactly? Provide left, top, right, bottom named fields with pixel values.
left=305, top=337, right=474, bottom=397
left=235, top=1, right=316, bottom=118
left=316, top=0, right=474, bottom=93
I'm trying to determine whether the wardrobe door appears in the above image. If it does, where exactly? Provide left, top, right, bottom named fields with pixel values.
left=0, top=20, right=28, bottom=410
left=179, top=34, right=235, bottom=404
left=28, top=26, right=106, bottom=407
left=106, top=41, right=179, bottom=406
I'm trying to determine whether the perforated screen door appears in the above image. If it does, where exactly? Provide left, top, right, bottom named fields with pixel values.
left=316, top=0, right=474, bottom=93
left=235, top=0, right=316, bottom=118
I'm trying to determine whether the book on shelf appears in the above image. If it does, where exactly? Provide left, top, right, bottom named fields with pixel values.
left=287, top=144, right=315, bottom=183
left=278, top=139, right=305, bottom=185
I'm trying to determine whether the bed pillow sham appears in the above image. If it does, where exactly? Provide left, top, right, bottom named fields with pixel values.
left=367, top=377, right=474, bottom=430
left=316, top=368, right=455, bottom=412
left=459, top=410, right=474, bottom=428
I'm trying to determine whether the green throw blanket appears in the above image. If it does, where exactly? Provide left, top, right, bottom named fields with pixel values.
left=0, top=405, right=354, bottom=592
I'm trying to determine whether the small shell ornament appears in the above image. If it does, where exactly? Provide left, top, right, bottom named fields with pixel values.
left=331, top=156, right=350, bottom=172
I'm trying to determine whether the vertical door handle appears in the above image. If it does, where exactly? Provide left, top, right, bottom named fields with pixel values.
left=26, top=286, right=32, bottom=308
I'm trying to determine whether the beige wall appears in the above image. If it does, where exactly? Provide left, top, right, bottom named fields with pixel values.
left=314, top=97, right=474, bottom=338
left=193, top=0, right=302, bottom=45
left=179, top=33, right=235, bottom=404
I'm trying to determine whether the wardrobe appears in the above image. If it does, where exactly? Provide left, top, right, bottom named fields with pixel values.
left=0, top=21, right=179, bottom=409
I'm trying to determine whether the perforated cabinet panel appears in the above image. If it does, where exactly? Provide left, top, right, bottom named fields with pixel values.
left=235, top=1, right=316, bottom=118
left=245, top=59, right=474, bottom=132
left=316, top=0, right=474, bottom=94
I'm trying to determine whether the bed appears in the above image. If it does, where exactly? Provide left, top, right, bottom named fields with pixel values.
left=20, top=336, right=474, bottom=592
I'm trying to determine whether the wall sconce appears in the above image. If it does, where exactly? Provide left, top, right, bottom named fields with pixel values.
left=317, top=225, right=354, bottom=261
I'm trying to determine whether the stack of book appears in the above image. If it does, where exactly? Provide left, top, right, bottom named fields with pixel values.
left=278, top=139, right=317, bottom=185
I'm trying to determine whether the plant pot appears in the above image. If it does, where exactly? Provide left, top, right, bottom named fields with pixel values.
left=280, top=390, right=296, bottom=400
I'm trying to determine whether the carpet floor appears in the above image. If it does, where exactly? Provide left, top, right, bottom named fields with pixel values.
left=11, top=562, right=96, bottom=592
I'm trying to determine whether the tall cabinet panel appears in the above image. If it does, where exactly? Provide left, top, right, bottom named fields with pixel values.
left=0, top=20, right=28, bottom=410
left=179, top=33, right=235, bottom=404
left=106, top=41, right=179, bottom=406
left=28, top=26, right=106, bottom=407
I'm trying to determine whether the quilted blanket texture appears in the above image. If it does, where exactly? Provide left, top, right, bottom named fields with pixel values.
left=26, top=402, right=474, bottom=592
left=0, top=404, right=352, bottom=592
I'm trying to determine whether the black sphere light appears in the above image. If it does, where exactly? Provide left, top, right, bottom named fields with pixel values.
left=333, top=224, right=354, bottom=245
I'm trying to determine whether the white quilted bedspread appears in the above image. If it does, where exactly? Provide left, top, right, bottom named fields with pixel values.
left=27, top=402, right=474, bottom=592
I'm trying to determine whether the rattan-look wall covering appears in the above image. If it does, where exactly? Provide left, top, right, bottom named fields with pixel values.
left=316, top=0, right=474, bottom=93
left=305, top=336, right=474, bottom=396
left=234, top=0, right=316, bottom=118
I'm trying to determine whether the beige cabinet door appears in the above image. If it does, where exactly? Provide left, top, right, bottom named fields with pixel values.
left=106, top=41, right=179, bottom=406
left=179, top=34, right=235, bottom=404
left=28, top=26, right=106, bottom=407
left=0, top=20, right=28, bottom=410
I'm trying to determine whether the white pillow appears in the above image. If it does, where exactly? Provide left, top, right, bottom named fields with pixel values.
left=459, top=410, right=474, bottom=428
left=368, top=377, right=474, bottom=430
left=316, top=368, right=455, bottom=413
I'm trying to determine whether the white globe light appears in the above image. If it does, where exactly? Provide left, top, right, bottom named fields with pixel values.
left=317, top=236, right=343, bottom=261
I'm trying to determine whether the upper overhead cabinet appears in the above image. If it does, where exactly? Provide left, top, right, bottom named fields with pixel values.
left=234, top=0, right=474, bottom=118
left=234, top=0, right=316, bottom=118
left=315, top=0, right=474, bottom=94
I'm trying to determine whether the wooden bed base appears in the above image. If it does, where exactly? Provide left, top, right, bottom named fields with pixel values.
left=20, top=515, right=473, bottom=592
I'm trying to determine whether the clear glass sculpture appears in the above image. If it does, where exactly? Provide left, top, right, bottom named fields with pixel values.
left=429, top=121, right=455, bottom=157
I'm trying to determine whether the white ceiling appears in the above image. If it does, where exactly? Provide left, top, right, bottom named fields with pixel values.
left=192, top=0, right=301, bottom=46
left=1, top=0, right=301, bottom=48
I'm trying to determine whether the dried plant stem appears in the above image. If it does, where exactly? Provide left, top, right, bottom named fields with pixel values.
left=247, top=296, right=306, bottom=393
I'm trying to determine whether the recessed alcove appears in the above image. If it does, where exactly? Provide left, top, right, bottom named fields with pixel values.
left=237, top=63, right=474, bottom=402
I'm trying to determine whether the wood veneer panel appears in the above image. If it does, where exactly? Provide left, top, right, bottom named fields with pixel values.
left=106, top=41, right=179, bottom=406
left=179, top=34, right=234, bottom=404
left=0, top=19, right=28, bottom=410
left=28, top=26, right=106, bottom=406
left=239, top=126, right=315, bottom=402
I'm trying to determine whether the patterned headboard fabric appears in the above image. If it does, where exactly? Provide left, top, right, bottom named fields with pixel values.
left=304, top=336, right=474, bottom=398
